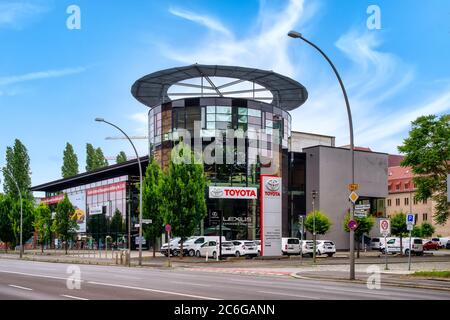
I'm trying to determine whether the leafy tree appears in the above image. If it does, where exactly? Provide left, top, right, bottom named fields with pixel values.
left=110, top=209, right=124, bottom=242
left=343, top=213, right=375, bottom=258
left=61, top=143, right=79, bottom=178
left=52, top=194, right=78, bottom=254
left=420, top=222, right=435, bottom=238
left=86, top=143, right=97, bottom=172
left=142, top=159, right=164, bottom=257
left=398, top=114, right=450, bottom=224
left=411, top=225, right=422, bottom=237
left=3, top=139, right=32, bottom=200
left=8, top=197, right=35, bottom=249
left=0, top=194, right=14, bottom=252
left=95, top=147, right=109, bottom=168
left=87, top=214, right=110, bottom=242
left=304, top=210, right=332, bottom=236
left=33, top=203, right=52, bottom=253
left=391, top=212, right=408, bottom=253
left=116, top=151, right=127, bottom=164
left=162, top=142, right=207, bottom=258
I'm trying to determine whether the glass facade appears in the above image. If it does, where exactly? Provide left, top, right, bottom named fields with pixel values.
left=148, top=97, right=293, bottom=240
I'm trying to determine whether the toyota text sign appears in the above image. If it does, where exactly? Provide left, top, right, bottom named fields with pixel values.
left=209, top=186, right=258, bottom=199
left=260, top=175, right=282, bottom=257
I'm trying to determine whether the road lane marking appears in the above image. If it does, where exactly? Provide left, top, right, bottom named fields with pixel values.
left=257, top=290, right=320, bottom=300
left=87, top=281, right=221, bottom=300
left=0, top=270, right=80, bottom=282
left=170, top=281, right=211, bottom=287
left=61, top=294, right=89, bottom=300
left=8, top=285, right=33, bottom=291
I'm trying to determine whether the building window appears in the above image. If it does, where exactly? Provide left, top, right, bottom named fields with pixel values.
left=396, top=184, right=400, bottom=191
left=387, top=199, right=392, bottom=206
left=423, top=198, right=428, bottom=204
left=404, top=197, right=409, bottom=206
left=405, top=183, right=409, bottom=190
left=395, top=198, right=400, bottom=206
left=415, top=214, right=419, bottom=224
left=413, top=198, right=418, bottom=205
left=423, top=213, right=428, bottom=221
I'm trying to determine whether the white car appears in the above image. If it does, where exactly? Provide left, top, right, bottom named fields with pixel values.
left=254, top=240, right=261, bottom=256
left=281, top=237, right=301, bottom=255
left=300, top=240, right=314, bottom=256
left=316, top=240, right=336, bottom=257
left=386, top=237, right=424, bottom=255
left=196, top=241, right=236, bottom=258
left=160, top=237, right=181, bottom=256
left=232, top=240, right=258, bottom=257
left=183, top=236, right=226, bottom=257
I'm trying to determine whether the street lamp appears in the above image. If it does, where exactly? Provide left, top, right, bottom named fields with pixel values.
left=0, top=168, right=23, bottom=259
left=312, top=190, right=318, bottom=263
left=288, top=31, right=356, bottom=280
left=95, top=118, right=144, bottom=266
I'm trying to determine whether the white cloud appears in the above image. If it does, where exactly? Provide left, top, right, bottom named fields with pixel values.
left=0, top=67, right=87, bottom=86
left=0, top=1, right=48, bottom=28
left=169, top=7, right=232, bottom=38
left=130, top=111, right=147, bottom=125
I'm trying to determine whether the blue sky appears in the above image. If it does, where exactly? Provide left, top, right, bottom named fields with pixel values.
left=0, top=0, right=449, bottom=189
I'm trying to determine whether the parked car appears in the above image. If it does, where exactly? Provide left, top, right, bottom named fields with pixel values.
left=300, top=240, right=315, bottom=257
left=160, top=237, right=181, bottom=256
left=183, top=236, right=226, bottom=257
left=254, top=240, right=261, bottom=256
left=232, top=240, right=258, bottom=257
left=316, top=240, right=336, bottom=257
left=431, top=238, right=442, bottom=248
left=386, top=237, right=423, bottom=255
left=423, top=240, right=439, bottom=251
left=446, top=240, right=450, bottom=250
left=370, top=237, right=388, bottom=251
left=196, top=240, right=236, bottom=258
left=281, top=237, right=301, bottom=256
left=438, top=237, right=450, bottom=249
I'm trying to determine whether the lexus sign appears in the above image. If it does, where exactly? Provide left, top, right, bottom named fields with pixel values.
left=209, top=186, right=258, bottom=199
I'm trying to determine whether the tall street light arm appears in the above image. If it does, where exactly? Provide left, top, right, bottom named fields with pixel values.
left=95, top=118, right=144, bottom=266
left=1, top=168, right=23, bottom=259
left=288, top=31, right=356, bottom=280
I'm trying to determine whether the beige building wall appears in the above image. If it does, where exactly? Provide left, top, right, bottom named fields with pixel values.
left=386, top=192, right=450, bottom=237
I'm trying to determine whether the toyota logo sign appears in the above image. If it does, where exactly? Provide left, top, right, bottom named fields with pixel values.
left=266, top=178, right=280, bottom=191
left=210, top=187, right=224, bottom=198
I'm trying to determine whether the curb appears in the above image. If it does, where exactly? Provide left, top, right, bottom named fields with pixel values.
left=290, top=273, right=450, bottom=292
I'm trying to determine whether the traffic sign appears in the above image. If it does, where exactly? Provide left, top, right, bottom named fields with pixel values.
left=142, top=219, right=152, bottom=224
left=355, top=204, right=370, bottom=210
left=379, top=219, right=390, bottom=236
left=406, top=213, right=415, bottom=225
left=354, top=211, right=367, bottom=218
left=348, top=183, right=359, bottom=191
left=348, top=219, right=358, bottom=231
left=165, top=224, right=171, bottom=233
left=349, top=191, right=359, bottom=203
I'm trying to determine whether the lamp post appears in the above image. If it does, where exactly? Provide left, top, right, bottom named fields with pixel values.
left=312, top=190, right=318, bottom=263
left=1, top=168, right=23, bottom=259
left=288, top=31, right=356, bottom=280
left=95, top=118, right=144, bottom=266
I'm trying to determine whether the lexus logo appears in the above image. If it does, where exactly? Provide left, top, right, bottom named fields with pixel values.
left=210, top=187, right=224, bottom=197
left=266, top=178, right=280, bottom=191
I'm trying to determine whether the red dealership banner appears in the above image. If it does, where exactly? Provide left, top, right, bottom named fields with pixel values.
left=86, top=181, right=126, bottom=196
left=40, top=194, right=65, bottom=205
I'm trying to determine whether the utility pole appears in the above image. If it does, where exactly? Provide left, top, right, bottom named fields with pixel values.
left=312, top=190, right=318, bottom=263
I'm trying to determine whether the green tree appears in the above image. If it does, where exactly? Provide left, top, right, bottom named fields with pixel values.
left=420, top=222, right=435, bottom=238
left=411, top=225, right=422, bottom=237
left=3, top=139, right=32, bottom=200
left=87, top=214, right=110, bottom=242
left=95, top=147, right=109, bottom=168
left=142, top=159, right=164, bottom=257
left=391, top=212, right=408, bottom=253
left=61, top=143, right=79, bottom=178
left=33, top=203, right=52, bottom=253
left=86, top=143, right=97, bottom=172
left=52, top=194, right=78, bottom=254
left=398, top=114, right=450, bottom=224
left=110, top=209, right=124, bottom=242
left=304, top=210, right=332, bottom=236
left=343, top=213, right=375, bottom=258
left=0, top=194, right=14, bottom=252
left=162, top=143, right=207, bottom=258
left=9, top=198, right=35, bottom=249
left=116, top=151, right=127, bottom=164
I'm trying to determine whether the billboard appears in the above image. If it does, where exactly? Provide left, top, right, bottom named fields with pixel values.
left=68, top=192, right=86, bottom=233
left=260, top=175, right=282, bottom=257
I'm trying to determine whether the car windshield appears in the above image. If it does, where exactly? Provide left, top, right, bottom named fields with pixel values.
left=287, top=239, right=299, bottom=244
left=222, top=242, right=233, bottom=247
left=372, top=238, right=380, bottom=242
left=387, top=239, right=396, bottom=244
left=324, top=241, right=334, bottom=246
left=414, top=239, right=422, bottom=244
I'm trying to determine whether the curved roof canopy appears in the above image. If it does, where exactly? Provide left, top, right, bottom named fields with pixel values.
left=131, top=64, right=308, bottom=111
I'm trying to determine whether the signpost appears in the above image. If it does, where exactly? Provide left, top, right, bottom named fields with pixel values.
left=348, top=183, right=359, bottom=191
left=348, top=219, right=358, bottom=231
left=142, top=219, right=152, bottom=224
left=379, top=219, right=391, bottom=270
left=165, top=224, right=171, bottom=267
left=406, top=213, right=415, bottom=271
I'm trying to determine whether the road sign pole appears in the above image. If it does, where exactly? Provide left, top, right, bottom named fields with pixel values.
left=384, top=235, right=388, bottom=270
left=167, top=231, right=171, bottom=268
left=408, top=230, right=412, bottom=271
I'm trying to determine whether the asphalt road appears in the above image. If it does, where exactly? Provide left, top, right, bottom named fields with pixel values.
left=0, top=259, right=449, bottom=300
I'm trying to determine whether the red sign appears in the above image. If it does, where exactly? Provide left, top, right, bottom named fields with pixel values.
left=165, top=224, right=171, bottom=233
left=209, top=187, right=257, bottom=199
left=40, top=194, right=65, bottom=205
left=87, top=182, right=126, bottom=196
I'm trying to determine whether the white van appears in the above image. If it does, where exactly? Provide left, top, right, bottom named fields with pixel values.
left=281, top=237, right=301, bottom=255
left=183, top=236, right=226, bottom=257
left=386, top=237, right=424, bottom=255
